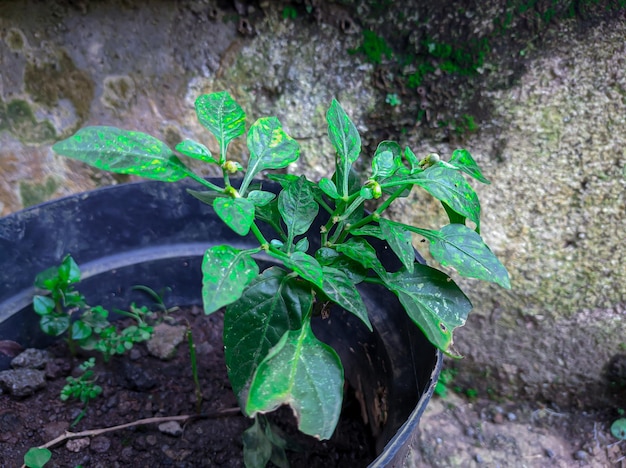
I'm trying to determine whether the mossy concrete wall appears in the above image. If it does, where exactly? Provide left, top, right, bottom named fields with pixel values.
left=0, top=1, right=624, bottom=407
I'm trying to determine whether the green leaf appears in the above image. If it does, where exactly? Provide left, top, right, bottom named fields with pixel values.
left=52, top=127, right=188, bottom=182
left=428, top=224, right=510, bottom=288
left=384, top=265, right=472, bottom=352
left=194, top=92, right=246, bottom=155
left=371, top=141, right=403, bottom=180
left=350, top=224, right=383, bottom=239
left=281, top=251, right=324, bottom=288
left=321, top=267, right=371, bottom=330
left=278, top=176, right=319, bottom=245
left=379, top=218, right=415, bottom=273
left=414, top=165, right=481, bottom=228
left=449, top=149, right=490, bottom=184
left=186, top=188, right=227, bottom=206
left=442, top=201, right=467, bottom=226
left=213, top=197, right=255, bottom=236
left=24, top=447, right=52, bottom=468
left=245, top=116, right=300, bottom=182
left=224, top=267, right=313, bottom=400
left=243, top=417, right=272, bottom=468
left=247, top=190, right=276, bottom=207
left=201, top=245, right=259, bottom=315
left=175, top=139, right=216, bottom=163
left=71, top=320, right=92, bottom=340
left=33, top=295, right=55, bottom=316
left=334, top=238, right=385, bottom=277
left=59, top=255, right=81, bottom=284
left=611, top=418, right=626, bottom=440
left=318, top=177, right=340, bottom=199
left=40, top=314, right=70, bottom=336
left=34, top=265, right=59, bottom=290
left=326, top=99, right=361, bottom=197
left=246, top=319, right=344, bottom=440
left=404, top=146, right=422, bottom=173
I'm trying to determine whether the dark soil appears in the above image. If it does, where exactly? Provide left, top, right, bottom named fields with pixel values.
left=0, top=306, right=375, bottom=467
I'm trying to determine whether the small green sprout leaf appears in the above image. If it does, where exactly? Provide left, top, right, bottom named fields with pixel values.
left=319, top=177, right=340, bottom=199
left=278, top=176, right=319, bottom=245
left=195, top=92, right=246, bottom=157
left=371, top=141, right=403, bottom=180
left=384, top=265, right=472, bottom=352
left=213, top=197, right=255, bottom=236
left=201, top=245, right=259, bottom=315
left=247, top=190, right=276, bottom=207
left=24, top=447, right=52, bottom=468
left=246, top=319, right=344, bottom=440
left=449, top=149, right=490, bottom=184
left=327, top=100, right=361, bottom=197
left=52, top=127, right=188, bottom=182
left=40, top=314, right=70, bottom=336
left=611, top=418, right=626, bottom=440
left=33, top=295, right=55, bottom=316
left=175, top=139, right=216, bottom=163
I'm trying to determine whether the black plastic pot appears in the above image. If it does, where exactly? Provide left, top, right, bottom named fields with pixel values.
left=0, top=179, right=441, bottom=466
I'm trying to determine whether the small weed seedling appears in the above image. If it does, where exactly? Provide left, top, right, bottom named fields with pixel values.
left=60, top=357, right=102, bottom=426
left=52, top=91, right=510, bottom=466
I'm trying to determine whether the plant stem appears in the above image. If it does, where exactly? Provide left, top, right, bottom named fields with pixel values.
left=182, top=168, right=224, bottom=192
left=187, top=327, right=202, bottom=414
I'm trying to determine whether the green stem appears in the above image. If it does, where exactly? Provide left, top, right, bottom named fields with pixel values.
left=250, top=223, right=270, bottom=248
left=346, top=185, right=410, bottom=234
left=187, top=327, right=202, bottom=414
left=183, top=168, right=225, bottom=192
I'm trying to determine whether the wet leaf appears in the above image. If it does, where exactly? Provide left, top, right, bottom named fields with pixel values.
left=278, top=176, right=319, bottom=244
left=245, top=116, right=300, bottom=181
left=175, top=139, right=216, bottom=163
left=195, top=92, right=246, bottom=154
left=213, top=197, right=255, bottom=236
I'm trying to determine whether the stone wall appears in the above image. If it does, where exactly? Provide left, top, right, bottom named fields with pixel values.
left=1, top=0, right=624, bottom=406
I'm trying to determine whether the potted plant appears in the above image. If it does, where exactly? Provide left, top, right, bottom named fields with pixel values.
left=0, top=91, right=509, bottom=466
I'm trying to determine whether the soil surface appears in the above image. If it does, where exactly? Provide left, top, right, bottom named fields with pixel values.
left=0, top=306, right=374, bottom=467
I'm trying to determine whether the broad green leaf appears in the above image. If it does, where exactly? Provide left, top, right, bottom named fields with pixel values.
left=224, top=267, right=313, bottom=400
left=213, top=197, right=255, bottom=236
left=321, top=267, right=371, bottom=330
left=175, top=139, right=216, bottom=163
left=428, top=224, right=511, bottom=289
left=195, top=92, right=246, bottom=154
left=24, top=447, right=52, bottom=468
left=414, top=165, right=481, bottom=228
left=246, top=320, right=344, bottom=440
left=40, top=314, right=70, bottom=336
left=350, top=224, right=384, bottom=239
left=326, top=99, right=361, bottom=197
left=442, top=201, right=467, bottom=226
left=334, top=238, right=385, bottom=277
left=33, top=295, right=55, bottom=316
left=281, top=251, right=324, bottom=288
left=201, top=245, right=259, bottom=314
left=319, top=177, right=340, bottom=199
left=449, top=149, right=490, bottom=184
left=59, top=255, right=81, bottom=284
left=247, top=190, right=276, bottom=207
left=384, top=265, right=472, bottom=352
left=379, top=218, right=415, bottom=272
left=372, top=141, right=403, bottom=180
left=404, top=146, right=422, bottom=174
left=34, top=265, right=59, bottom=290
left=71, top=320, right=92, bottom=340
left=245, top=116, right=300, bottom=181
left=278, top=176, right=319, bottom=245
left=294, top=237, right=309, bottom=252
left=254, top=198, right=285, bottom=239
left=80, top=306, right=110, bottom=333
left=52, top=126, right=188, bottom=182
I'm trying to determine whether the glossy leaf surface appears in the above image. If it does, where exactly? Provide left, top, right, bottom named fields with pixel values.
left=379, top=218, right=415, bottom=273
left=384, top=264, right=472, bottom=351
left=278, top=176, right=319, bottom=243
left=326, top=99, right=361, bottom=196
left=201, top=245, right=259, bottom=315
left=281, top=252, right=324, bottom=289
left=372, top=141, right=403, bottom=180
left=449, top=149, right=490, bottom=184
left=175, top=139, right=215, bottom=163
left=224, top=267, right=312, bottom=400
left=246, top=320, right=344, bottom=440
left=246, top=117, right=300, bottom=180
left=52, top=127, right=187, bottom=182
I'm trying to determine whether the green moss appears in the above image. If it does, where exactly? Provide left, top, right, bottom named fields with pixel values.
left=6, top=99, right=56, bottom=143
left=350, top=29, right=393, bottom=65
left=20, top=177, right=59, bottom=208
left=4, top=28, right=26, bottom=51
